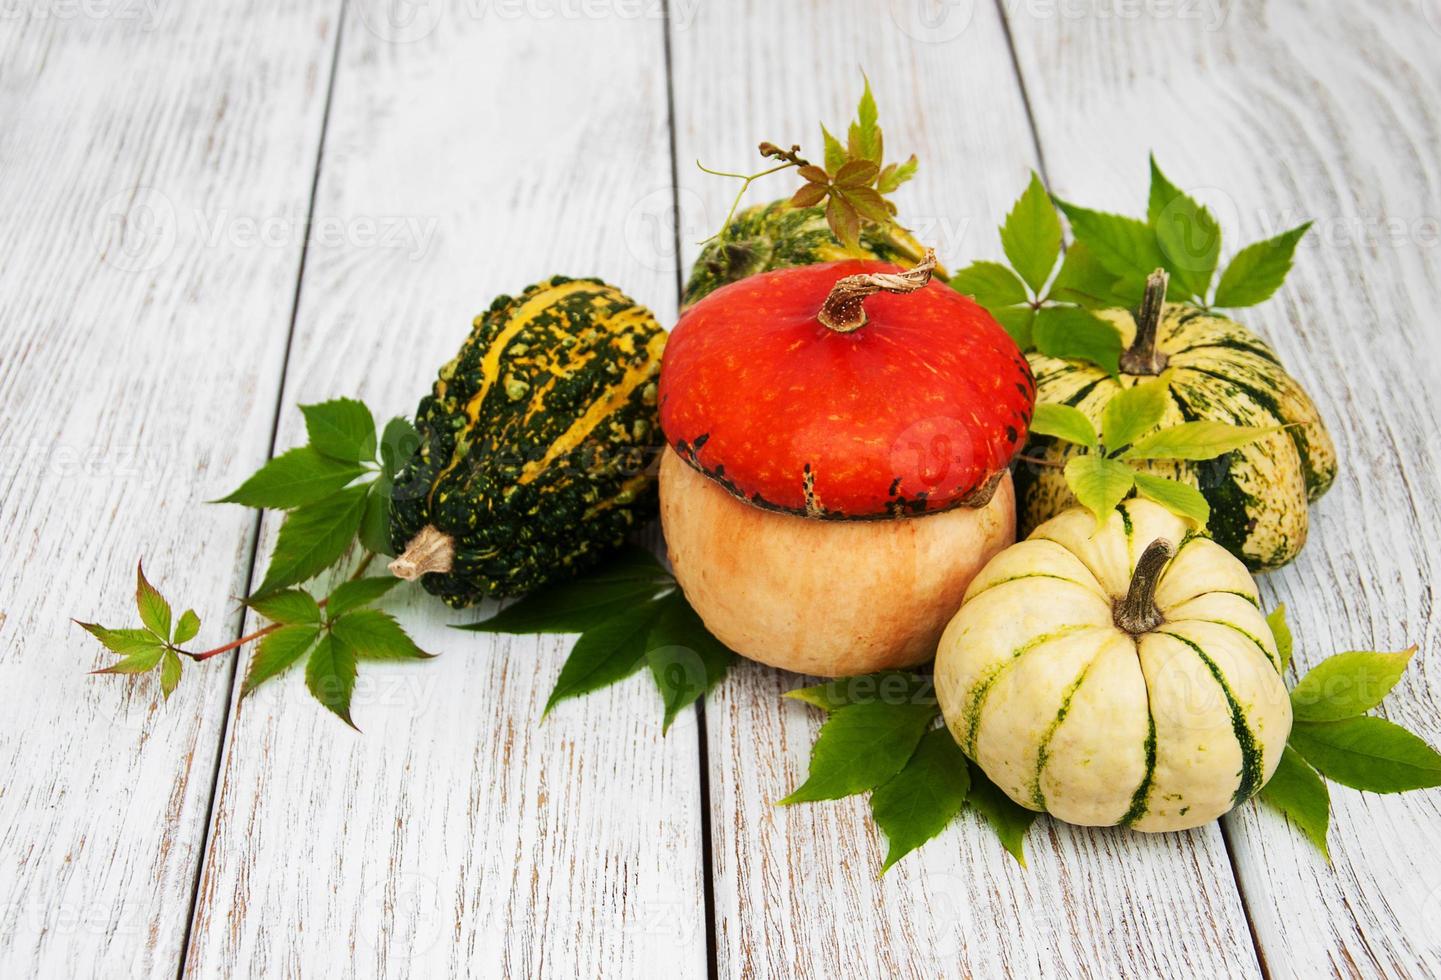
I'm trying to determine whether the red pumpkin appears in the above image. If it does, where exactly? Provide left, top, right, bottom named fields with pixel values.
left=658, top=254, right=1036, bottom=676
left=661, top=257, right=1033, bottom=517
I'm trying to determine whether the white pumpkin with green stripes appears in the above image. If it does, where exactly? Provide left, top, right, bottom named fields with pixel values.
left=934, top=499, right=1291, bottom=831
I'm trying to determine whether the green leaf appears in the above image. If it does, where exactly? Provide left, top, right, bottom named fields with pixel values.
left=1050, top=242, right=1129, bottom=308
left=1064, top=454, right=1136, bottom=528
left=870, top=727, right=971, bottom=873
left=1055, top=199, right=1164, bottom=288
left=215, top=447, right=367, bottom=509
left=173, top=609, right=201, bottom=645
left=1032, top=306, right=1123, bottom=376
left=331, top=609, right=432, bottom=661
left=1147, top=157, right=1220, bottom=300
left=990, top=306, right=1035, bottom=349
left=839, top=186, right=892, bottom=225
left=379, top=417, right=420, bottom=481
left=779, top=701, right=937, bottom=804
left=1289, top=716, right=1441, bottom=793
left=644, top=591, right=734, bottom=732
left=91, top=645, right=165, bottom=675
left=246, top=589, right=322, bottom=626
left=949, top=261, right=1029, bottom=307
left=820, top=124, right=846, bottom=176
left=966, top=765, right=1037, bottom=866
left=301, top=398, right=377, bottom=463
left=1290, top=647, right=1417, bottom=722
left=305, top=633, right=359, bottom=729
left=544, top=602, right=665, bottom=716
left=1028, top=403, right=1097, bottom=448
left=135, top=562, right=171, bottom=640
left=326, top=576, right=402, bottom=619
left=253, top=485, right=369, bottom=596
left=1132, top=473, right=1210, bottom=526
left=159, top=649, right=182, bottom=700
left=77, top=622, right=166, bottom=658
left=359, top=481, right=394, bottom=557
left=847, top=76, right=882, bottom=164
left=1000, top=172, right=1063, bottom=294
left=786, top=671, right=936, bottom=712
left=241, top=624, right=321, bottom=696
left=1260, top=745, right=1330, bottom=859
left=876, top=154, right=917, bottom=194
left=1268, top=605, right=1293, bottom=673
left=1100, top=380, right=1169, bottom=454
left=460, top=547, right=673, bottom=634
left=1120, top=421, right=1280, bottom=461
left=1212, top=223, right=1311, bottom=307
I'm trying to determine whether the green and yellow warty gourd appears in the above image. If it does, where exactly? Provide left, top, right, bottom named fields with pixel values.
left=935, top=498, right=1291, bottom=832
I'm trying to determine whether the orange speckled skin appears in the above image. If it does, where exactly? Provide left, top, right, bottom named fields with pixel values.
left=658, top=260, right=1035, bottom=518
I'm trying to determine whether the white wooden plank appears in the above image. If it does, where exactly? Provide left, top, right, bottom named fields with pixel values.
left=668, top=2, right=1261, bottom=976
left=182, top=8, right=708, bottom=978
left=0, top=2, right=339, bottom=976
left=1004, top=2, right=1441, bottom=975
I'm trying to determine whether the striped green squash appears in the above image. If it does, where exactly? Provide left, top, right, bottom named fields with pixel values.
left=682, top=198, right=943, bottom=308
left=388, top=276, right=666, bottom=607
left=934, top=499, right=1292, bottom=832
left=1017, top=302, right=1336, bottom=571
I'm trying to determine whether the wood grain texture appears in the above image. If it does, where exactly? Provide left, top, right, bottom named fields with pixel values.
left=668, top=1, right=1259, bottom=976
left=1004, top=1, right=1441, bottom=975
left=180, top=7, right=708, bottom=978
left=0, top=1, right=339, bottom=976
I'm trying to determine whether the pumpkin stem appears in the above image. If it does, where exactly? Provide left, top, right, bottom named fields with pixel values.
left=389, top=525, right=455, bottom=581
left=1114, top=538, right=1175, bottom=635
left=816, top=249, right=937, bottom=333
left=1119, top=268, right=1171, bottom=376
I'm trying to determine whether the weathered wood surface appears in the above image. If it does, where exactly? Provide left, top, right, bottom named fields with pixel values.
left=2, top=0, right=1440, bottom=976
left=0, top=1, right=339, bottom=976
left=180, top=6, right=709, bottom=978
left=1005, top=1, right=1441, bottom=975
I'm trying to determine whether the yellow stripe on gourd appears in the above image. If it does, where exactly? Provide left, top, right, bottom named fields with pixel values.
left=517, top=331, right=666, bottom=486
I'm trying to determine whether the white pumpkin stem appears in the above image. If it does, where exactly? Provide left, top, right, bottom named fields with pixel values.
left=816, top=249, right=937, bottom=333
left=389, top=525, right=455, bottom=581
left=1120, top=268, right=1172, bottom=376
left=1115, top=538, right=1175, bottom=635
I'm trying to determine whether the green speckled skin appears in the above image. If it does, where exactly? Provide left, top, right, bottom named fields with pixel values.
left=1017, top=304, right=1337, bottom=572
left=390, top=276, right=667, bottom=607
left=681, top=198, right=944, bottom=308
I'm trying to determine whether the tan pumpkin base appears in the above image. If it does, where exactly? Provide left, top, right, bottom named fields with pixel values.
left=659, top=447, right=1016, bottom=677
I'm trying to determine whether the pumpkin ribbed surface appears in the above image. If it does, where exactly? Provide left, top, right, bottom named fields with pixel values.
left=390, top=276, right=666, bottom=606
left=1019, top=304, right=1336, bottom=571
left=681, top=199, right=943, bottom=308
left=935, top=499, right=1292, bottom=832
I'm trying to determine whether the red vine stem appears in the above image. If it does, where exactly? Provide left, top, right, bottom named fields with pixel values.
left=183, top=550, right=377, bottom=662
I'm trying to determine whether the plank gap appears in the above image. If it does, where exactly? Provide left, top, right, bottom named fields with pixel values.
left=172, top=3, right=351, bottom=976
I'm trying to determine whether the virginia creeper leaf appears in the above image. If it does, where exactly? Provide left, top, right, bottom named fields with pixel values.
left=215, top=447, right=367, bottom=509
left=1100, top=380, right=1169, bottom=454
left=543, top=601, right=665, bottom=716
left=786, top=671, right=936, bottom=713
left=253, top=485, right=369, bottom=596
left=1289, top=716, right=1441, bottom=793
left=966, top=765, right=1037, bottom=866
left=949, top=261, right=1029, bottom=308
left=305, top=633, right=359, bottom=729
left=460, top=547, right=673, bottom=634
left=1290, top=647, right=1417, bottom=722
left=1064, top=454, right=1136, bottom=528
left=1213, top=223, right=1312, bottom=307
left=302, top=398, right=377, bottom=463
left=1132, top=473, right=1210, bottom=526
left=779, top=701, right=937, bottom=804
left=1121, top=421, right=1279, bottom=461
left=331, top=609, right=432, bottom=661
left=1032, top=306, right=1123, bottom=376
left=173, top=609, right=201, bottom=645
left=1260, top=745, right=1330, bottom=859
left=159, top=649, right=182, bottom=700
left=241, top=624, right=321, bottom=696
left=870, top=727, right=971, bottom=873
left=1148, top=157, right=1221, bottom=300
left=326, top=576, right=402, bottom=619
left=135, top=562, right=171, bottom=640
left=644, top=591, right=734, bottom=732
left=1268, top=605, right=1293, bottom=673
left=1000, top=172, right=1063, bottom=293
left=1028, top=403, right=1097, bottom=448
left=246, top=589, right=322, bottom=626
